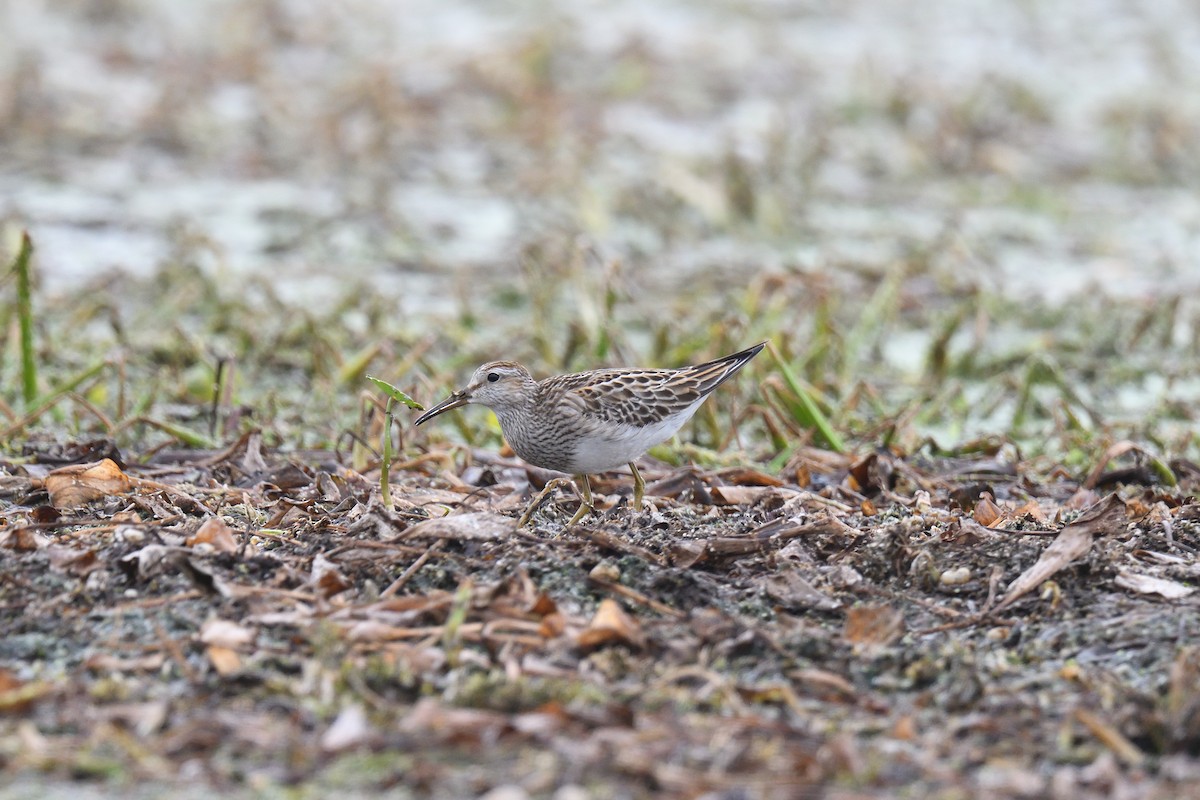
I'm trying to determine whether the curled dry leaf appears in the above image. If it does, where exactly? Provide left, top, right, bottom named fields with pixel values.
left=1114, top=571, right=1195, bottom=599
left=310, top=554, right=352, bottom=598
left=187, top=517, right=238, bottom=554
left=973, top=493, right=1001, bottom=527
left=44, top=458, right=132, bottom=509
left=576, top=598, right=644, bottom=650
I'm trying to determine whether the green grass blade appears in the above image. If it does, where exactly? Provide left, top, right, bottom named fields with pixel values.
left=13, top=232, right=37, bottom=405
left=767, top=342, right=846, bottom=453
left=366, top=376, right=424, bottom=410
left=380, top=398, right=394, bottom=509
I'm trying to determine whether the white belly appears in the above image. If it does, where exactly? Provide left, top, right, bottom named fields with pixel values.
left=560, top=402, right=703, bottom=474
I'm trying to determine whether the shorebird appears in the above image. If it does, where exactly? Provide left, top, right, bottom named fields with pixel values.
left=414, top=342, right=766, bottom=525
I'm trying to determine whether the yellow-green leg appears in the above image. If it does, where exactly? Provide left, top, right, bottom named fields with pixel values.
left=518, top=476, right=573, bottom=528
left=628, top=462, right=645, bottom=512
left=566, top=473, right=594, bottom=526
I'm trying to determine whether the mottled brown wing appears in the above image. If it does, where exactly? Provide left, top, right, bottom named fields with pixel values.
left=546, top=342, right=765, bottom=428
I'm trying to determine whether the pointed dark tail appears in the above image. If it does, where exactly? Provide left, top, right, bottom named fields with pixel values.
left=687, top=341, right=767, bottom=394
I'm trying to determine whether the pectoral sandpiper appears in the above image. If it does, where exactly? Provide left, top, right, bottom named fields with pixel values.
left=414, top=342, right=766, bottom=525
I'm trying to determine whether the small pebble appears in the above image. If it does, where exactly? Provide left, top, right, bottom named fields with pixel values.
left=589, top=560, right=620, bottom=582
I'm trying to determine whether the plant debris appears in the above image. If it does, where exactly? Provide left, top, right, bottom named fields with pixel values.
left=2, top=435, right=1198, bottom=796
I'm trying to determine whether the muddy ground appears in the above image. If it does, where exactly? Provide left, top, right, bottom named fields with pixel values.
left=3, top=1, right=1200, bottom=797
left=1, top=430, right=1198, bottom=798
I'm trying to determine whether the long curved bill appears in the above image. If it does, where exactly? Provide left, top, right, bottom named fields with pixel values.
left=414, top=390, right=470, bottom=425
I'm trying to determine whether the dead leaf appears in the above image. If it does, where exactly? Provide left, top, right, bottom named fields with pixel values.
left=47, top=545, right=101, bottom=576
left=667, top=539, right=708, bottom=568
left=1009, top=499, right=1051, bottom=527
left=322, top=704, right=373, bottom=752
left=713, top=467, right=783, bottom=487
left=187, top=517, right=238, bottom=554
left=44, top=458, right=132, bottom=509
left=0, top=527, right=48, bottom=551
left=0, top=670, right=53, bottom=713
left=205, top=645, right=241, bottom=676
left=95, top=701, right=168, bottom=737
left=399, top=697, right=509, bottom=742
left=1114, top=571, right=1195, bottom=599
left=399, top=512, right=514, bottom=541
left=84, top=653, right=167, bottom=673
left=994, top=494, right=1127, bottom=613
left=789, top=668, right=857, bottom=701
left=539, top=612, right=567, bottom=638
left=576, top=598, right=644, bottom=650
left=973, top=493, right=1001, bottom=527
left=310, top=554, right=352, bottom=598
left=842, top=605, right=905, bottom=647
left=764, top=570, right=841, bottom=611
left=710, top=485, right=797, bottom=506
left=199, top=618, right=256, bottom=649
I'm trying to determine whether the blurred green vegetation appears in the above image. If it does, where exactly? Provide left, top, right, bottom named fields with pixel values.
left=3, top=228, right=1196, bottom=476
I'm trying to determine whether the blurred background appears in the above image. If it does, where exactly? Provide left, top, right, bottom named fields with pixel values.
left=1, top=0, right=1198, bottom=455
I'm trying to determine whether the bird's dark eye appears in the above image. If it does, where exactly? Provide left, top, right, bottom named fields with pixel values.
left=487, top=372, right=500, bottom=383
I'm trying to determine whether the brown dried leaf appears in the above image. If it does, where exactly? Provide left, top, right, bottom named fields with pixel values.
left=529, top=592, right=557, bottom=616
left=667, top=539, right=708, bottom=568
left=710, top=485, right=796, bottom=506
left=310, top=554, right=352, bottom=598
left=0, top=527, right=48, bottom=551
left=994, top=494, right=1127, bottom=613
left=44, top=458, right=132, bottom=509
left=576, top=598, right=644, bottom=650
left=187, top=517, right=238, bottom=554
left=205, top=645, right=241, bottom=676
left=1010, top=499, right=1051, bottom=527
left=714, top=467, right=783, bottom=487
left=539, top=612, right=567, bottom=639
left=47, top=546, right=101, bottom=576
left=842, top=604, right=905, bottom=647
left=973, top=493, right=1002, bottom=527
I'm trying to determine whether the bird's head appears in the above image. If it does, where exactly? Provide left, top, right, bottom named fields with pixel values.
left=414, top=361, right=535, bottom=424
